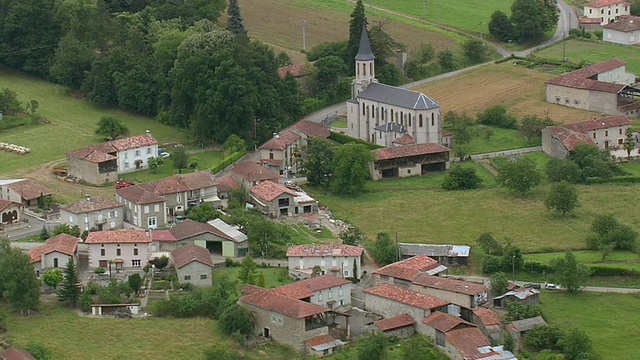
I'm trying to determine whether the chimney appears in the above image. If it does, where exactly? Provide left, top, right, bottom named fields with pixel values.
left=84, top=194, right=91, bottom=202
left=273, top=133, right=279, bottom=139
left=145, top=130, right=151, bottom=137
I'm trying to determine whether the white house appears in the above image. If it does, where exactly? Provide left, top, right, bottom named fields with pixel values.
left=171, top=243, right=214, bottom=287
left=603, top=15, right=640, bottom=44
left=27, top=233, right=79, bottom=273
left=60, top=195, right=124, bottom=231
left=583, top=0, right=631, bottom=26
left=271, top=274, right=352, bottom=309
left=287, top=244, right=364, bottom=279
left=85, top=229, right=151, bottom=271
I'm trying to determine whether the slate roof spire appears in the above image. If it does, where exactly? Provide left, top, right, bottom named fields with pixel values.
left=355, top=26, right=375, bottom=61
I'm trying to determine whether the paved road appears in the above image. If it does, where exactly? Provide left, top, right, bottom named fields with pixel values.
left=453, top=275, right=640, bottom=294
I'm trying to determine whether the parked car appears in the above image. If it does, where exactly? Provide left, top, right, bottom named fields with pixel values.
left=524, top=282, right=542, bottom=289
left=544, top=283, right=559, bottom=290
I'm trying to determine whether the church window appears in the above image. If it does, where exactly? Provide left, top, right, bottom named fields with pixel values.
left=357, top=64, right=359, bottom=76
left=419, top=114, right=423, bottom=127
left=369, top=63, right=373, bottom=76
left=372, top=105, right=375, bottom=118
left=363, top=63, right=367, bottom=76
left=400, top=111, right=404, bottom=124
left=381, top=107, right=385, bottom=120
left=379, top=132, right=382, bottom=139
left=409, top=116, right=412, bottom=127
left=431, top=113, right=435, bottom=126
left=362, top=103, right=366, bottom=116
left=390, top=109, right=394, bottom=121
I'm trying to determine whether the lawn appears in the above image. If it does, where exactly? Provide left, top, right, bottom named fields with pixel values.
left=331, top=119, right=348, bottom=128
left=524, top=250, right=639, bottom=263
left=0, top=67, right=190, bottom=176
left=535, top=38, right=640, bottom=74
left=462, top=126, right=541, bottom=155
left=213, top=266, right=293, bottom=289
left=119, top=150, right=224, bottom=183
left=540, top=291, right=640, bottom=360
left=3, top=302, right=234, bottom=360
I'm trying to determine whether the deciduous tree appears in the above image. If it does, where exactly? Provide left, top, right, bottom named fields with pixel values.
left=304, top=137, right=337, bottom=188
left=476, top=105, right=517, bottom=129
left=519, top=115, right=551, bottom=144
left=371, top=231, right=397, bottom=266
left=219, top=303, right=255, bottom=335
left=488, top=10, right=513, bottom=42
left=510, top=0, right=558, bottom=43
left=587, top=214, right=637, bottom=251
left=340, top=226, right=365, bottom=246
left=357, top=331, right=387, bottom=360
left=437, top=50, right=457, bottom=72
left=43, top=269, right=63, bottom=290
left=332, top=143, right=373, bottom=196
left=623, top=128, right=635, bottom=160
left=442, top=166, right=483, bottom=190
left=0, top=87, right=24, bottom=115
left=497, top=156, right=542, bottom=195
left=558, top=328, right=601, bottom=360
left=128, top=273, right=143, bottom=294
left=462, top=38, right=488, bottom=64
left=545, top=158, right=581, bottom=183
left=172, top=148, right=188, bottom=170
left=544, top=180, right=579, bottom=215
left=550, top=251, right=591, bottom=293
left=238, top=254, right=257, bottom=285
left=187, top=203, right=221, bottom=223
left=489, top=272, right=509, bottom=295
left=0, top=243, right=40, bottom=314
left=95, top=116, right=129, bottom=140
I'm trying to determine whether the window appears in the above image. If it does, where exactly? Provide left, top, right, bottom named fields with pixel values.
left=318, top=293, right=323, bottom=301
left=328, top=291, right=333, bottom=299
left=605, top=130, right=609, bottom=136
left=339, top=288, right=343, bottom=297
left=419, top=114, right=423, bottom=127
left=593, top=133, right=597, bottom=139
left=135, top=150, right=140, bottom=157
left=343, top=270, right=350, bottom=277
left=184, top=275, right=191, bottom=280
left=132, top=260, right=141, bottom=267
left=269, top=152, right=274, bottom=159
left=177, top=194, right=182, bottom=203
left=144, top=206, right=149, bottom=214
left=116, top=248, right=121, bottom=256
left=108, top=211, right=117, bottom=218
left=124, top=162, right=129, bottom=169
left=134, top=248, right=138, bottom=256
left=154, top=205, right=160, bottom=212
left=362, top=103, right=366, bottom=116
left=200, top=274, right=207, bottom=280
left=147, top=147, right=151, bottom=155
left=148, top=217, right=157, bottom=228
left=431, top=113, right=435, bottom=126
left=101, top=249, right=105, bottom=256
left=124, top=152, right=128, bottom=160
left=407, top=169, right=411, bottom=174
left=53, top=258, right=59, bottom=268
left=620, top=129, right=624, bottom=135
left=555, top=96, right=560, bottom=102
left=69, top=216, right=74, bottom=223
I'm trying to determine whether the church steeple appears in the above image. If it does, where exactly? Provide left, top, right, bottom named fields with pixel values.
left=355, top=26, right=375, bottom=61
left=352, top=26, right=376, bottom=97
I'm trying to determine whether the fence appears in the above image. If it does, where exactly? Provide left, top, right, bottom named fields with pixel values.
left=452, top=146, right=542, bottom=162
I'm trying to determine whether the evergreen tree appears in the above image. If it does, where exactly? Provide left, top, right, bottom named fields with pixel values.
left=352, top=258, right=358, bottom=280
left=40, top=226, right=50, bottom=241
left=238, top=254, right=258, bottom=285
left=58, top=259, right=81, bottom=306
left=226, top=0, right=246, bottom=36
left=347, top=0, right=368, bottom=72
left=257, top=271, right=265, bottom=287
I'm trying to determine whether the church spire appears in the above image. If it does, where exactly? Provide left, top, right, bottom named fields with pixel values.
left=355, top=26, right=375, bottom=61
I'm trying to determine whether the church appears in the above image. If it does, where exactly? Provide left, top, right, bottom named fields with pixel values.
left=346, top=27, right=451, bottom=149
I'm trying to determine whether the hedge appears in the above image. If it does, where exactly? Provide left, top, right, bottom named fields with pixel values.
left=211, top=149, right=246, bottom=174
left=328, top=131, right=384, bottom=150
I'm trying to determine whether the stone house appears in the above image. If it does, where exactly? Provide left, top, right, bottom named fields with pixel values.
left=409, top=274, right=488, bottom=309
left=545, top=58, right=639, bottom=116
left=373, top=313, right=416, bottom=339
left=372, top=255, right=447, bottom=286
left=0, top=199, right=21, bottom=228
left=169, top=218, right=248, bottom=258
left=259, top=131, right=303, bottom=176
left=583, top=0, right=631, bottom=26
left=541, top=115, right=632, bottom=158
left=603, top=15, right=640, bottom=44
left=27, top=233, right=78, bottom=273
left=171, top=243, right=214, bottom=287
left=85, top=229, right=151, bottom=271
left=60, top=195, right=124, bottom=231
left=116, top=170, right=218, bottom=229
left=286, top=244, right=363, bottom=279
left=493, top=288, right=540, bottom=308
left=250, top=180, right=318, bottom=218
left=398, top=243, right=470, bottom=266
left=149, top=229, right=176, bottom=253
left=369, top=143, right=450, bottom=180
left=229, top=161, right=280, bottom=189
left=271, top=274, right=352, bottom=309
left=215, top=175, right=239, bottom=200
left=469, top=307, right=502, bottom=341
left=66, top=132, right=158, bottom=185
left=0, top=178, right=52, bottom=208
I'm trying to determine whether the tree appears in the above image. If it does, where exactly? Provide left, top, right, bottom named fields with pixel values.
left=187, top=203, right=220, bottom=222
left=219, top=303, right=254, bottom=335
left=462, top=38, right=488, bottom=64
left=505, top=302, right=543, bottom=321
left=497, top=156, right=542, bottom=195
left=28, top=99, right=39, bottom=114
left=519, top=115, right=550, bottom=144
left=357, top=331, right=387, bottom=360
left=42, top=269, right=63, bottom=290
left=371, top=231, right=397, bottom=266
left=128, top=273, right=143, bottom=294
left=58, top=259, right=82, bottom=306
left=558, top=328, right=600, bottom=360
left=477, top=232, right=502, bottom=255
left=148, top=157, right=160, bottom=173
left=257, top=271, right=265, bottom=287
left=476, top=105, right=517, bottom=129
left=226, top=0, right=246, bottom=36
left=623, top=128, right=635, bottom=160
left=401, top=333, right=448, bottom=360
left=524, top=325, right=565, bottom=351
left=52, top=224, right=81, bottom=237
left=332, top=143, right=373, bottom=196
left=347, top=1, right=368, bottom=72
left=352, top=258, right=358, bottom=281
left=340, top=226, right=364, bottom=246
left=545, top=158, right=581, bottom=183
left=545, top=180, right=579, bottom=216
left=490, top=272, right=509, bottom=295
left=304, top=137, right=337, bottom=188
left=311, top=56, right=349, bottom=102
left=238, top=254, right=257, bottom=285
left=94, top=116, right=129, bottom=140
left=223, top=134, right=245, bottom=154
left=550, top=251, right=592, bottom=293
left=172, top=148, right=188, bottom=170
left=437, top=50, right=457, bottom=72
left=442, top=166, right=483, bottom=190
left=0, top=87, right=24, bottom=115
left=489, top=10, right=513, bottom=42
left=40, top=226, right=50, bottom=241
left=0, top=245, right=40, bottom=314
left=587, top=214, right=637, bottom=251
left=510, top=0, right=558, bottom=43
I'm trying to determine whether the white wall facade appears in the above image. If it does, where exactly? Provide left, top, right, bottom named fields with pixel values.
left=591, top=124, right=630, bottom=149
left=604, top=28, right=640, bottom=45
left=88, top=242, right=151, bottom=270
left=176, top=261, right=212, bottom=287
left=595, top=65, right=635, bottom=85
left=289, top=255, right=362, bottom=279
left=310, top=283, right=352, bottom=308
left=584, top=3, right=631, bottom=25
left=61, top=207, right=123, bottom=231
left=117, top=143, right=158, bottom=174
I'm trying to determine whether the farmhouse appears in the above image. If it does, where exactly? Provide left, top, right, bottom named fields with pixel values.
left=85, top=229, right=151, bottom=271
left=0, top=199, right=21, bottom=228
left=287, top=243, right=363, bottom=279
left=469, top=307, right=502, bottom=341
left=27, top=233, right=78, bottom=273
left=271, top=274, right=352, bottom=309
left=171, top=243, right=214, bottom=286
left=398, top=243, right=470, bottom=265
left=229, top=161, right=280, bottom=188
left=409, top=274, right=488, bottom=309
left=60, top=195, right=124, bottom=231
left=369, top=143, right=450, bottom=180
left=169, top=218, right=248, bottom=258
left=346, top=27, right=451, bottom=148
left=258, top=131, right=302, bottom=176
left=545, top=58, right=640, bottom=116
left=250, top=180, right=318, bottom=218
left=372, top=255, right=447, bottom=286
left=541, top=115, right=632, bottom=158
left=603, top=15, right=640, bottom=44
left=0, top=178, right=52, bottom=208
left=66, top=131, right=158, bottom=185
left=583, top=0, right=631, bottom=26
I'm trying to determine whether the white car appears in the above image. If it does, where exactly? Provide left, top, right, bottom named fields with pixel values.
left=544, top=283, right=559, bottom=290
left=160, top=152, right=170, bottom=158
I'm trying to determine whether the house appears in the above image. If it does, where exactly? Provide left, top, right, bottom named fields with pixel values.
left=372, top=255, right=447, bottom=286
left=583, top=0, right=631, bottom=26
left=116, top=170, right=218, bottom=229
left=85, top=229, right=151, bottom=271
left=286, top=243, right=364, bottom=279
left=171, top=243, right=214, bottom=286
left=169, top=218, right=248, bottom=258
left=27, top=233, right=79, bottom=273
left=545, top=58, right=640, bottom=116
left=409, top=274, right=488, bottom=309
left=363, top=283, right=449, bottom=334
left=0, top=347, right=35, bottom=360
left=149, top=229, right=176, bottom=252
left=0, top=179, right=52, bottom=208
left=285, top=119, right=331, bottom=140
left=60, top=195, right=124, bottom=231
left=423, top=312, right=516, bottom=360
left=238, top=287, right=336, bottom=354
left=250, top=180, right=318, bottom=218
left=373, top=313, right=416, bottom=338
left=229, top=161, right=280, bottom=189
left=469, top=307, right=502, bottom=341
left=493, top=287, right=540, bottom=308
left=604, top=15, right=640, bottom=44
left=304, top=334, right=346, bottom=358
left=347, top=27, right=451, bottom=148
left=369, top=143, right=450, bottom=180
left=66, top=131, right=158, bottom=185
left=506, top=316, right=548, bottom=350
left=541, top=115, right=632, bottom=158
left=0, top=199, right=21, bottom=227
left=258, top=131, right=302, bottom=175
left=399, top=243, right=470, bottom=266
left=215, top=175, right=239, bottom=200
left=271, top=274, right=352, bottom=309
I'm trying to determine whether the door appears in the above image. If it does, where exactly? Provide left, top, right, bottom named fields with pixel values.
left=263, top=328, right=270, bottom=338
left=53, top=258, right=59, bottom=268
left=604, top=140, right=610, bottom=149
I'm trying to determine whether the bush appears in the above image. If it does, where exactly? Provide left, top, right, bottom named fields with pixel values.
left=211, top=150, right=247, bottom=174
left=442, top=166, right=482, bottom=190
left=476, top=105, right=517, bottom=129
left=328, top=131, right=384, bottom=149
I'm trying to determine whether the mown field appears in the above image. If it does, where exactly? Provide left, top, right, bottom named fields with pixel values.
left=524, top=250, right=640, bottom=271
left=540, top=291, right=640, bottom=360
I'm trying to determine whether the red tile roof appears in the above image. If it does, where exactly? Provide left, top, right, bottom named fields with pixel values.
left=117, top=170, right=216, bottom=204
left=546, top=58, right=628, bottom=93
left=66, top=145, right=118, bottom=163
left=363, top=283, right=449, bottom=310
left=471, top=307, right=500, bottom=326
left=240, top=287, right=330, bottom=318
left=271, top=274, right=351, bottom=299
left=60, top=195, right=122, bottom=213
left=545, top=116, right=631, bottom=151
left=287, top=119, right=331, bottom=138
left=27, top=233, right=78, bottom=263
left=241, top=284, right=264, bottom=296
left=446, top=327, right=492, bottom=359
left=259, top=131, right=301, bottom=150
left=150, top=230, right=176, bottom=242
left=603, top=15, right=640, bottom=31
left=67, top=133, right=157, bottom=162
left=412, top=274, right=487, bottom=295
left=374, top=313, right=416, bottom=331
left=251, top=180, right=298, bottom=202
left=372, top=255, right=442, bottom=281
left=215, top=175, right=239, bottom=193
left=423, top=311, right=476, bottom=333
left=392, top=134, right=414, bottom=145
left=545, top=126, right=596, bottom=151
left=286, top=244, right=364, bottom=257
left=229, top=161, right=280, bottom=183
left=0, top=199, right=20, bottom=212
left=443, top=131, right=453, bottom=136
left=169, top=219, right=234, bottom=242
left=259, top=158, right=283, bottom=166
left=171, top=243, right=214, bottom=268
left=0, top=347, right=35, bottom=360
left=108, top=133, right=158, bottom=151
left=85, top=229, right=150, bottom=244
left=580, top=17, right=603, bottom=24
left=304, top=334, right=337, bottom=347
left=372, top=143, right=450, bottom=161
left=7, top=179, right=52, bottom=200
left=585, top=0, right=630, bottom=7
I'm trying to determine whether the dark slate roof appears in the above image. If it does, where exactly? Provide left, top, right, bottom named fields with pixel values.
left=357, top=83, right=440, bottom=110
left=375, top=122, right=405, bottom=132
left=355, top=26, right=375, bottom=61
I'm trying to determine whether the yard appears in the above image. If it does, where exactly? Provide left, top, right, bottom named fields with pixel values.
left=212, top=266, right=293, bottom=289
left=539, top=291, right=640, bottom=360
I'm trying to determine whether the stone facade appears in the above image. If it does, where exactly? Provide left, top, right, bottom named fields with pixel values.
left=175, top=260, right=212, bottom=287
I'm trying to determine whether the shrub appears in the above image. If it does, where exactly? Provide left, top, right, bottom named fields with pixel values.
left=476, top=105, right=517, bottom=129
left=211, top=150, right=247, bottom=174
left=442, top=166, right=482, bottom=190
left=328, top=131, right=384, bottom=149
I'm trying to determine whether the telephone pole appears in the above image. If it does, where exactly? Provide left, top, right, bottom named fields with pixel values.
left=301, top=20, right=307, bottom=51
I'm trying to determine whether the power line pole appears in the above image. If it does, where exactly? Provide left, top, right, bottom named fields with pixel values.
left=422, top=0, right=425, bottom=19
left=301, top=20, right=307, bottom=51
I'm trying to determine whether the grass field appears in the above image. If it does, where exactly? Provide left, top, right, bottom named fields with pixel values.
left=535, top=38, right=640, bottom=74
left=0, top=67, right=190, bottom=176
left=524, top=250, right=640, bottom=271
left=213, top=266, right=293, bottom=288
left=119, top=150, right=224, bottom=183
left=540, top=291, right=640, bottom=360
left=463, top=126, right=541, bottom=154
